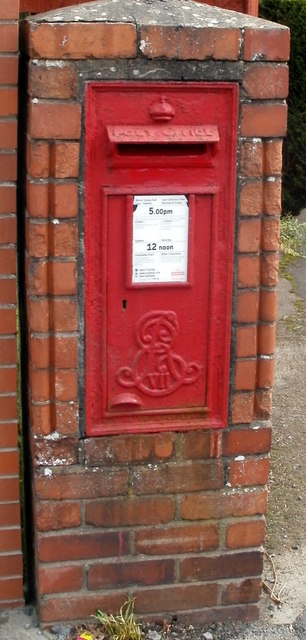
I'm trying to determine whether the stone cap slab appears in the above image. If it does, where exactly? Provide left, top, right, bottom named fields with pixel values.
left=28, top=0, right=286, bottom=30
left=24, top=0, right=289, bottom=62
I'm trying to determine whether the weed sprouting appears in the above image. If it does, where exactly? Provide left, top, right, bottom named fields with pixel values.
left=93, top=598, right=142, bottom=640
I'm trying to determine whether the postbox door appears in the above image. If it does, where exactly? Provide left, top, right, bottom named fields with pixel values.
left=105, top=191, right=212, bottom=418
left=85, top=82, right=238, bottom=436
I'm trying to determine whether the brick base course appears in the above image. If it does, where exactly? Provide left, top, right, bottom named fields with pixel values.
left=19, top=0, right=288, bottom=626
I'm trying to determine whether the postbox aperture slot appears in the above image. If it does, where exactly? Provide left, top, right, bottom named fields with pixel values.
left=116, top=143, right=208, bottom=157
left=106, top=125, right=219, bottom=166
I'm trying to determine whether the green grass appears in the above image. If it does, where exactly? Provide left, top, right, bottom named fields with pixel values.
left=93, top=598, right=142, bottom=640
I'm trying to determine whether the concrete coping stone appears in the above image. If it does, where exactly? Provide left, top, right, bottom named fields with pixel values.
left=27, top=0, right=288, bottom=31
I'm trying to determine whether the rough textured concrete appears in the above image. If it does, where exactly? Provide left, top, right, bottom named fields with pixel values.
left=30, top=0, right=284, bottom=29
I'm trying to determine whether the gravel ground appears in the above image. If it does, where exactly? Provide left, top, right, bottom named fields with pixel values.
left=1, top=221, right=305, bottom=640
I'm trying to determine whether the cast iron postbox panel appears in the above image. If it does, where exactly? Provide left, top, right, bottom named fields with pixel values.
left=85, top=82, right=238, bottom=436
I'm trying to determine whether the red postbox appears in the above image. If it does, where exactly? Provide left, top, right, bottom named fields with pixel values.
left=85, top=82, right=238, bottom=436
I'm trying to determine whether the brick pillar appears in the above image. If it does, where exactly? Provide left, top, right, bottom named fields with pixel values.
left=0, top=0, right=24, bottom=608
left=20, top=0, right=288, bottom=626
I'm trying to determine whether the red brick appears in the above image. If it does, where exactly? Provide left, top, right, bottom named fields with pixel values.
left=177, top=604, right=259, bottom=625
left=84, top=432, right=175, bottom=466
left=0, top=248, right=15, bottom=275
left=0, top=554, right=22, bottom=578
left=226, top=518, right=266, bottom=549
left=0, top=186, right=16, bottom=215
left=242, top=64, right=288, bottom=99
left=39, top=565, right=83, bottom=595
left=134, top=583, right=218, bottom=614
left=0, top=364, right=17, bottom=393
left=258, top=324, right=276, bottom=355
left=257, top=357, right=275, bottom=389
left=231, top=393, right=254, bottom=424
left=261, top=218, right=280, bottom=252
left=240, top=182, right=262, bottom=216
left=52, top=402, right=78, bottom=436
left=0, top=503, right=20, bottom=527
left=240, top=141, right=262, bottom=178
left=133, top=461, right=223, bottom=495
left=28, top=298, right=49, bottom=332
left=52, top=336, right=78, bottom=369
left=238, top=256, right=260, bottom=288
left=0, top=88, right=18, bottom=117
left=33, top=437, right=78, bottom=467
left=264, top=180, right=282, bottom=215
left=85, top=496, right=175, bottom=527
left=134, top=524, right=219, bottom=555
left=27, top=141, right=49, bottom=179
left=49, top=183, right=78, bottom=219
left=29, top=62, right=78, bottom=99
left=38, top=531, right=129, bottom=563
left=35, top=468, right=128, bottom=501
left=30, top=368, right=50, bottom=402
left=52, top=370, right=78, bottom=401
left=244, top=27, right=290, bottom=62
left=0, top=450, right=19, bottom=475
left=0, top=121, right=17, bottom=150
left=140, top=26, right=241, bottom=60
left=49, top=262, right=77, bottom=295
left=264, top=140, right=283, bottom=175
left=0, top=309, right=16, bottom=334
left=238, top=219, right=261, bottom=253
left=241, top=103, right=288, bottom=137
left=27, top=220, right=48, bottom=258
left=0, top=216, right=16, bottom=245
left=0, top=577, right=23, bottom=600
left=28, top=22, right=137, bottom=59
left=0, top=423, right=18, bottom=447
left=0, top=57, right=18, bottom=84
left=0, top=278, right=16, bottom=305
left=260, top=253, right=279, bottom=287
left=0, top=477, right=19, bottom=501
left=39, top=592, right=128, bottom=623
left=0, top=337, right=16, bottom=363
left=183, top=430, right=213, bottom=459
left=50, top=142, right=79, bottom=178
left=240, top=137, right=284, bottom=181
left=221, top=578, right=262, bottom=605
left=236, top=291, right=258, bottom=323
left=223, top=426, right=272, bottom=456
left=36, top=502, right=81, bottom=531
left=236, top=327, right=257, bottom=358
left=255, top=389, right=272, bottom=419
left=52, top=221, right=78, bottom=257
left=27, top=182, right=49, bottom=218
left=87, top=559, right=175, bottom=590
left=229, top=457, right=270, bottom=487
left=235, top=360, right=256, bottom=391
left=0, top=529, right=21, bottom=552
left=180, top=550, right=263, bottom=582
left=0, top=154, right=17, bottom=181
left=0, top=0, right=19, bottom=19
left=29, top=102, right=81, bottom=140
left=259, top=290, right=278, bottom=322
left=181, top=488, right=267, bottom=520
left=0, top=25, right=18, bottom=53
left=30, top=403, right=52, bottom=436
left=27, top=261, right=77, bottom=296
left=50, top=299, right=78, bottom=332
left=0, top=396, right=16, bottom=421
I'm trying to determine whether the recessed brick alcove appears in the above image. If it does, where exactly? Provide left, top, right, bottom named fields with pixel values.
left=20, top=0, right=289, bottom=626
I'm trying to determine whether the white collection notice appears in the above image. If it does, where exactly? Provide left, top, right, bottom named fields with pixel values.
left=132, top=195, right=189, bottom=284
